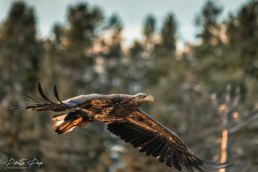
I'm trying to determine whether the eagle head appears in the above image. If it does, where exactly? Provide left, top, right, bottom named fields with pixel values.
left=134, top=93, right=155, bottom=103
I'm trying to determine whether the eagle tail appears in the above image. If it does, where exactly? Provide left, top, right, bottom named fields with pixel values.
left=52, top=111, right=89, bottom=134
left=54, top=120, right=75, bottom=134
left=52, top=113, right=67, bottom=122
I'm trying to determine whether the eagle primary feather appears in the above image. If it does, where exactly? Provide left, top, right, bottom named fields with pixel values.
left=11, top=83, right=233, bottom=172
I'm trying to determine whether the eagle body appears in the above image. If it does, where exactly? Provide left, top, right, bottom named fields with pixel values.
left=12, top=83, right=232, bottom=172
left=52, top=94, right=149, bottom=129
left=87, top=94, right=142, bottom=120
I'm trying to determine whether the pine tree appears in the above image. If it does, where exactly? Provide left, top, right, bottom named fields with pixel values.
left=143, top=14, right=156, bottom=43
left=160, top=13, right=177, bottom=55
left=0, top=1, right=44, bottom=168
left=39, top=4, right=116, bottom=172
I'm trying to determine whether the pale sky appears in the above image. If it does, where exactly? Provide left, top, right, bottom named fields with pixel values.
left=0, top=0, right=249, bottom=50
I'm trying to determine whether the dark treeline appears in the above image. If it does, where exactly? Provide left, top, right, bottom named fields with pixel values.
left=0, top=1, right=258, bottom=172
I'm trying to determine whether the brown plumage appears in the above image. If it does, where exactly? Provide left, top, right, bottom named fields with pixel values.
left=11, top=83, right=233, bottom=172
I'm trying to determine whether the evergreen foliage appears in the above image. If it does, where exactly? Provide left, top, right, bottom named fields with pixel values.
left=0, top=1, right=258, bottom=171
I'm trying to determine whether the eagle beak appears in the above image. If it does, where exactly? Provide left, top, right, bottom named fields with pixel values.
left=144, top=95, right=155, bottom=103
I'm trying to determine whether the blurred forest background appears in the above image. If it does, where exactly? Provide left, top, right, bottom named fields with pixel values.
left=1, top=0, right=258, bottom=172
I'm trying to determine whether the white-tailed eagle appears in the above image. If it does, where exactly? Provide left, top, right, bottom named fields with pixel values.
left=12, top=83, right=232, bottom=172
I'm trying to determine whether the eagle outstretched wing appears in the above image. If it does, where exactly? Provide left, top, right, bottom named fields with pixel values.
left=11, top=83, right=114, bottom=112
left=107, top=109, right=232, bottom=172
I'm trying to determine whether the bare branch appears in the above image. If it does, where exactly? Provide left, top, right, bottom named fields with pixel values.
left=229, top=110, right=258, bottom=135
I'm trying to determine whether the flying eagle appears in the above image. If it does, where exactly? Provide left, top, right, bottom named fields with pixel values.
left=12, top=83, right=232, bottom=172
